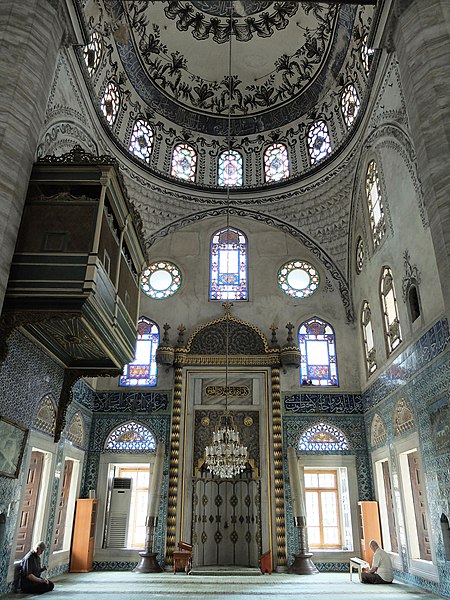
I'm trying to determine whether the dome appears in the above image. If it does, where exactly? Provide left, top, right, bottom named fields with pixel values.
left=81, top=0, right=374, bottom=190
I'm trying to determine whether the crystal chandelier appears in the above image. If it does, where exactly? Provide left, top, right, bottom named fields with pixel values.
left=205, top=408, right=248, bottom=478
left=204, top=5, right=247, bottom=479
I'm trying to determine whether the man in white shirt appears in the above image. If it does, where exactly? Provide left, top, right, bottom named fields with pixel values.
left=361, top=540, right=394, bottom=584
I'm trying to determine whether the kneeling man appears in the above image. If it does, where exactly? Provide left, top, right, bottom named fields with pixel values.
left=21, top=541, right=55, bottom=594
left=361, top=540, right=393, bottom=584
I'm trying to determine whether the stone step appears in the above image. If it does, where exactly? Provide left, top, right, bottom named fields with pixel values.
left=189, top=566, right=262, bottom=576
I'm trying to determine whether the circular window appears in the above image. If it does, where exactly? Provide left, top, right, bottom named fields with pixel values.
left=141, top=261, right=182, bottom=299
left=278, top=261, right=320, bottom=298
left=356, top=237, right=365, bottom=274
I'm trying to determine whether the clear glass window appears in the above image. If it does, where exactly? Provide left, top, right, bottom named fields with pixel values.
left=366, top=160, right=385, bottom=246
left=84, top=32, right=102, bottom=76
left=380, top=267, right=402, bottom=354
left=361, top=301, right=377, bottom=375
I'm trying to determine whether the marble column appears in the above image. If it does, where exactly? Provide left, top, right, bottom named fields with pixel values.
left=0, top=0, right=65, bottom=311
left=392, top=0, right=450, bottom=317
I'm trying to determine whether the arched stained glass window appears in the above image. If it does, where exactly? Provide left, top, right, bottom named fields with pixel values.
left=218, top=150, right=243, bottom=187
left=366, top=160, right=385, bottom=246
left=129, top=119, right=154, bottom=163
left=299, top=423, right=348, bottom=452
left=380, top=266, right=402, bottom=354
left=361, top=301, right=377, bottom=376
left=105, top=421, right=156, bottom=452
left=84, top=31, right=102, bottom=76
left=210, top=227, right=248, bottom=300
left=307, top=120, right=332, bottom=164
left=141, top=261, right=182, bottom=299
left=341, top=84, right=361, bottom=128
left=120, top=317, right=159, bottom=386
left=101, top=82, right=120, bottom=126
left=264, top=143, right=289, bottom=182
left=299, top=318, right=338, bottom=386
left=171, top=143, right=197, bottom=182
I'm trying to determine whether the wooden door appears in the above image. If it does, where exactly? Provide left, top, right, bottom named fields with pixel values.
left=15, top=451, right=44, bottom=559
left=407, top=451, right=431, bottom=560
left=53, top=459, right=74, bottom=550
left=382, top=461, right=398, bottom=552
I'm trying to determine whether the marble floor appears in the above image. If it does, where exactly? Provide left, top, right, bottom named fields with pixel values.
left=5, top=571, right=446, bottom=600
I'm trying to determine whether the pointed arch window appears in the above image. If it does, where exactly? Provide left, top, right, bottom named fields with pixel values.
left=209, top=227, right=248, bottom=300
left=366, top=160, right=385, bottom=246
left=361, top=301, right=377, bottom=376
left=380, top=267, right=402, bottom=354
left=307, top=120, right=332, bottom=164
left=264, top=143, right=289, bottom=182
left=101, top=82, right=120, bottom=126
left=105, top=421, right=156, bottom=452
left=218, top=150, right=243, bottom=187
left=119, top=317, right=159, bottom=386
left=171, top=143, right=197, bottom=182
left=341, top=84, right=361, bottom=128
left=299, top=318, right=338, bottom=386
left=84, top=31, right=102, bottom=76
left=129, top=119, right=154, bottom=163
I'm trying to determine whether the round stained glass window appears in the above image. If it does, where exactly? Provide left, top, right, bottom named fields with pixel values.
left=141, top=261, right=181, bottom=299
left=278, top=260, right=320, bottom=298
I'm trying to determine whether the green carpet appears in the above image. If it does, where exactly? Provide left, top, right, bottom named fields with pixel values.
left=6, top=571, right=443, bottom=600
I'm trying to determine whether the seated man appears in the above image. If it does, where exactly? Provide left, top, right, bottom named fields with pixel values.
left=361, top=539, right=394, bottom=584
left=21, top=541, right=54, bottom=594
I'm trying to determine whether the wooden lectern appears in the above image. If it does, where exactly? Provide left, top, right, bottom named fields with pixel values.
left=173, top=541, right=193, bottom=574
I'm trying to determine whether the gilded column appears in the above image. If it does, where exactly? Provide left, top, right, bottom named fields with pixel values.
left=165, top=365, right=182, bottom=564
left=271, top=366, right=286, bottom=566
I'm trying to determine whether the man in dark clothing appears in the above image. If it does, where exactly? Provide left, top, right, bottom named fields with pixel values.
left=21, top=542, right=54, bottom=594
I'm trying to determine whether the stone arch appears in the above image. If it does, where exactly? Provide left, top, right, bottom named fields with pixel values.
left=147, top=207, right=354, bottom=322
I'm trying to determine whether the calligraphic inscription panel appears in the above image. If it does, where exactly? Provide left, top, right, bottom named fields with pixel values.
left=201, top=377, right=253, bottom=405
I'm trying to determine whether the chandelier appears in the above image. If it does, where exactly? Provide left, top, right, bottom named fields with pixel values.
left=205, top=408, right=248, bottom=478
left=204, top=5, right=247, bottom=479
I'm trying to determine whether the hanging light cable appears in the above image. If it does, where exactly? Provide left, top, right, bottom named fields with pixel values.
left=204, top=4, right=248, bottom=479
